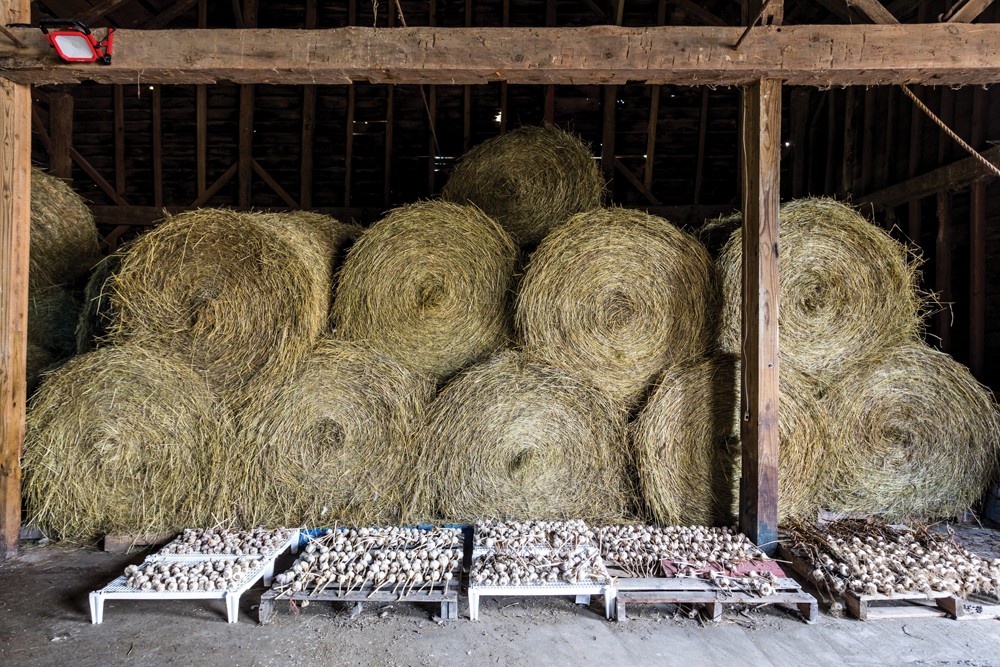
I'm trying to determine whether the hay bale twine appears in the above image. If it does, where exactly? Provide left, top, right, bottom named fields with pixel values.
left=412, top=350, right=629, bottom=523
left=633, top=355, right=830, bottom=526
left=441, top=125, right=604, bottom=246
left=109, top=209, right=351, bottom=393
left=28, top=285, right=81, bottom=357
left=516, top=207, right=717, bottom=405
left=332, top=201, right=518, bottom=380
left=824, top=343, right=1000, bottom=520
left=718, top=198, right=923, bottom=379
left=236, top=340, right=436, bottom=527
left=23, top=345, right=231, bottom=540
left=30, top=168, right=99, bottom=287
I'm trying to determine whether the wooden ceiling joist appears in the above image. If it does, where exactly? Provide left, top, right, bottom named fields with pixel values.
left=3, top=24, right=1000, bottom=86
left=846, top=0, right=899, bottom=23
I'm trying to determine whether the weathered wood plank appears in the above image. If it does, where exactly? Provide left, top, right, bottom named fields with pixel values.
left=47, top=92, right=72, bottom=179
left=0, top=0, right=30, bottom=561
left=4, top=26, right=1000, bottom=86
left=114, top=84, right=125, bottom=194
left=151, top=85, right=162, bottom=208
left=935, top=192, right=952, bottom=352
left=739, top=78, right=781, bottom=555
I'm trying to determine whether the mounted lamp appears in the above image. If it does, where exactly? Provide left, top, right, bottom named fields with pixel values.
left=38, top=19, right=114, bottom=64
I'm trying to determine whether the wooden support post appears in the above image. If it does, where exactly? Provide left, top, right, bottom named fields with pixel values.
left=462, top=0, right=472, bottom=153
left=238, top=84, right=254, bottom=207
left=739, top=78, right=781, bottom=554
left=543, top=0, right=556, bottom=123
left=114, top=84, right=125, bottom=195
left=498, top=0, right=510, bottom=135
left=824, top=90, right=837, bottom=195
left=861, top=88, right=875, bottom=194
left=299, top=0, right=314, bottom=208
left=692, top=89, right=708, bottom=204
left=935, top=192, right=952, bottom=352
left=790, top=88, right=808, bottom=197
left=48, top=92, right=73, bottom=180
left=151, top=85, right=163, bottom=209
left=344, top=86, right=354, bottom=207
left=970, top=86, right=986, bottom=378
left=841, top=87, right=856, bottom=195
left=602, top=86, right=617, bottom=193
left=643, top=1, right=667, bottom=194
left=424, top=0, right=436, bottom=196
left=0, top=0, right=31, bottom=561
left=196, top=0, right=207, bottom=198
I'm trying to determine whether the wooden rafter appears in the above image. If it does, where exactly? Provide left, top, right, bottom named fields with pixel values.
left=47, top=92, right=72, bottom=179
left=944, top=0, right=996, bottom=22
left=79, top=0, right=139, bottom=25
left=142, top=0, right=200, bottom=30
left=860, top=144, right=1000, bottom=207
left=846, top=0, right=899, bottom=23
left=4, top=25, right=1000, bottom=86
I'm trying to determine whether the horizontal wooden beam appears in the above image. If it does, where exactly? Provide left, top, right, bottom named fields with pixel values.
left=860, top=144, right=1000, bottom=207
left=2, top=25, right=1000, bottom=86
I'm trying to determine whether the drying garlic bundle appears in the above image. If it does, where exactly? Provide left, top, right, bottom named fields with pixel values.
left=470, top=548, right=610, bottom=587
left=272, top=527, right=464, bottom=599
left=474, top=520, right=595, bottom=551
left=598, top=525, right=764, bottom=578
left=785, top=520, right=1000, bottom=600
left=160, top=527, right=293, bottom=557
left=123, top=558, right=257, bottom=592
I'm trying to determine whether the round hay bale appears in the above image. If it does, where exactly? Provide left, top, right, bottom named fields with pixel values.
left=109, top=209, right=351, bottom=394
left=718, top=198, right=924, bottom=379
left=23, top=345, right=232, bottom=541
left=30, top=168, right=99, bottom=287
left=824, top=343, right=1000, bottom=521
left=75, top=251, right=124, bottom=353
left=332, top=201, right=518, bottom=380
left=412, top=350, right=630, bottom=523
left=28, top=285, right=81, bottom=357
left=516, top=207, right=718, bottom=405
left=633, top=355, right=830, bottom=526
left=236, top=339, right=436, bottom=527
left=441, top=125, right=604, bottom=246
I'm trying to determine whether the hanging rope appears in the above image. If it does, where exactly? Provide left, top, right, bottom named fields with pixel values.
left=393, top=0, right=441, bottom=157
left=900, top=84, right=1000, bottom=180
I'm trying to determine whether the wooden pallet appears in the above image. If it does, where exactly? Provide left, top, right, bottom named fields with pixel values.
left=779, top=545, right=1000, bottom=621
left=614, top=576, right=818, bottom=623
left=258, top=578, right=460, bottom=624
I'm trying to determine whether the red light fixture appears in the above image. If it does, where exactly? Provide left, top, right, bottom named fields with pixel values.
left=39, top=19, right=114, bottom=65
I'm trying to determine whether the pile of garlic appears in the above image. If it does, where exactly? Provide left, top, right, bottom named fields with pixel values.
left=786, top=521, right=1000, bottom=599
left=598, top=524, right=764, bottom=578
left=160, top=527, right=293, bottom=557
left=124, top=558, right=257, bottom=592
left=470, top=548, right=610, bottom=587
left=474, top=520, right=595, bottom=551
left=272, top=528, right=463, bottom=598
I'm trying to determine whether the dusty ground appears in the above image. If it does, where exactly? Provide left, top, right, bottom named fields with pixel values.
left=2, top=524, right=1000, bottom=667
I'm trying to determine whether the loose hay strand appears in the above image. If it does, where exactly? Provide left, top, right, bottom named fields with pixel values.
left=411, top=350, right=631, bottom=524
left=824, top=343, right=1000, bottom=521
left=23, top=345, right=233, bottom=541
left=441, top=124, right=605, bottom=246
left=332, top=200, right=518, bottom=380
left=516, top=207, right=718, bottom=405
left=235, top=339, right=436, bottom=527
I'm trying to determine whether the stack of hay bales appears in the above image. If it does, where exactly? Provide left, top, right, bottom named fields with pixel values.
left=516, top=207, right=718, bottom=407
left=25, top=208, right=363, bottom=540
left=441, top=124, right=605, bottom=246
left=332, top=200, right=518, bottom=381
left=698, top=197, right=1000, bottom=521
left=411, top=350, right=630, bottom=523
left=26, top=169, right=100, bottom=388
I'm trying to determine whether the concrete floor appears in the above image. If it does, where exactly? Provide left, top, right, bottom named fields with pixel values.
left=2, top=532, right=1000, bottom=667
